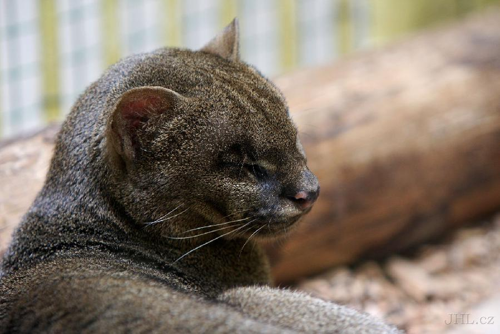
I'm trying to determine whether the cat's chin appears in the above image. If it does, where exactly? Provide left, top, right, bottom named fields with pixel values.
left=234, top=215, right=304, bottom=240
left=192, top=203, right=309, bottom=240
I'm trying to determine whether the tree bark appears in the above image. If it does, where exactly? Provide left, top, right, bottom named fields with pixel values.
left=266, top=10, right=500, bottom=283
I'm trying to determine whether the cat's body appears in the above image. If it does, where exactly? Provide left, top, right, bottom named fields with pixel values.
left=0, top=21, right=399, bottom=333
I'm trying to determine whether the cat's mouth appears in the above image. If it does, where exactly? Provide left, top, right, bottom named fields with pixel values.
left=235, top=209, right=307, bottom=238
left=193, top=201, right=311, bottom=240
left=222, top=218, right=299, bottom=241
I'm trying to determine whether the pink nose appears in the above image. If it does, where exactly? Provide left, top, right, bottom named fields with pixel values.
left=290, top=189, right=319, bottom=210
left=294, top=191, right=308, bottom=200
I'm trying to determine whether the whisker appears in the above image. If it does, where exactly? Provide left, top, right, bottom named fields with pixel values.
left=167, top=223, right=242, bottom=240
left=145, top=207, right=189, bottom=226
left=173, top=220, right=255, bottom=264
left=181, top=217, right=250, bottom=234
left=234, top=224, right=254, bottom=239
left=221, top=209, right=251, bottom=220
left=144, top=204, right=182, bottom=225
left=239, top=224, right=265, bottom=256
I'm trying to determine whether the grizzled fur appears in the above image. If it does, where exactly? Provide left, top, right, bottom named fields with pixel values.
left=0, top=20, right=400, bottom=333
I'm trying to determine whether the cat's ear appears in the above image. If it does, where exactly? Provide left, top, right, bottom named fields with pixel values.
left=201, top=18, right=240, bottom=61
left=108, top=86, right=184, bottom=162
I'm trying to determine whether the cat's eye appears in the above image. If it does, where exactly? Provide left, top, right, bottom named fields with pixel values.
left=244, top=163, right=268, bottom=179
left=219, top=145, right=272, bottom=180
left=221, top=161, right=268, bottom=180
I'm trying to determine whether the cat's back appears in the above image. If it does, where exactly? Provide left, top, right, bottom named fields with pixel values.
left=0, top=254, right=208, bottom=333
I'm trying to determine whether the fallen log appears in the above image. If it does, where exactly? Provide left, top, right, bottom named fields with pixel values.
left=265, top=10, right=500, bottom=283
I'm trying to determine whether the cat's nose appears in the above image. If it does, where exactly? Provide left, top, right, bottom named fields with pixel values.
left=288, top=186, right=320, bottom=210
left=284, top=168, right=320, bottom=210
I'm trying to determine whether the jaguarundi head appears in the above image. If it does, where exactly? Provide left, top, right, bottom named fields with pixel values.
left=104, top=19, right=319, bottom=241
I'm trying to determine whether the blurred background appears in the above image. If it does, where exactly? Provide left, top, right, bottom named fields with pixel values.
left=1, top=3, right=500, bottom=333
left=0, top=0, right=499, bottom=139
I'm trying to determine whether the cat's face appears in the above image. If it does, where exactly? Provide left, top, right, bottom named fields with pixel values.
left=176, top=80, right=318, bottom=238
left=106, top=21, right=319, bottom=239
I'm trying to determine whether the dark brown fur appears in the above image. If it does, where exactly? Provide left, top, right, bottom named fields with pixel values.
left=0, top=20, right=400, bottom=333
